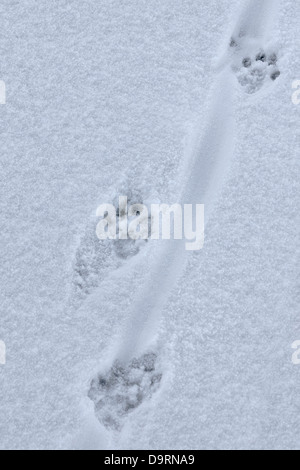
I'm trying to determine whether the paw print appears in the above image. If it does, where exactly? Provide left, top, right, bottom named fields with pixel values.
left=112, top=189, right=151, bottom=260
left=88, top=353, right=162, bottom=430
left=72, top=188, right=151, bottom=304
left=238, top=50, right=280, bottom=94
left=230, top=38, right=280, bottom=94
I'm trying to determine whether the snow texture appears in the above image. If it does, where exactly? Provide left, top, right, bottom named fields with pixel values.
left=0, top=0, right=299, bottom=450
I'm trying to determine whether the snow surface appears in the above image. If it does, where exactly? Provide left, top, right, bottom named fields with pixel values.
left=0, top=0, right=299, bottom=450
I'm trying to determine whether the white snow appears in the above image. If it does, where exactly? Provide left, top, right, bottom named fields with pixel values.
left=0, top=0, right=299, bottom=450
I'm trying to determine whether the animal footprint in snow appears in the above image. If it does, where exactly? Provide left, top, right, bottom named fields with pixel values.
left=73, top=221, right=115, bottom=300
left=88, top=353, right=162, bottom=431
left=72, top=189, right=150, bottom=302
left=111, top=190, right=151, bottom=260
left=237, top=50, right=280, bottom=94
left=230, top=37, right=280, bottom=94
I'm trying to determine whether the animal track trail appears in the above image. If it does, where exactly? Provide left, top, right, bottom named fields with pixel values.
left=86, top=62, right=235, bottom=434
left=88, top=353, right=162, bottom=431
left=72, top=185, right=158, bottom=432
left=85, top=0, right=281, bottom=435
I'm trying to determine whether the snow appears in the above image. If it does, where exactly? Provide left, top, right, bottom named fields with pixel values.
left=0, top=0, right=299, bottom=450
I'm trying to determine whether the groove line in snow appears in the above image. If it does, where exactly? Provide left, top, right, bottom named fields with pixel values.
left=115, top=0, right=281, bottom=361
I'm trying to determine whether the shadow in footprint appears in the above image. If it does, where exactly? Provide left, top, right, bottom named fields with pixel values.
left=72, top=188, right=151, bottom=303
left=229, top=36, right=280, bottom=94
left=88, top=353, right=162, bottom=431
left=73, top=224, right=114, bottom=300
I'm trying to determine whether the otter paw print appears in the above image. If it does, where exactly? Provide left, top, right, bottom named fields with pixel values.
left=88, top=353, right=162, bottom=431
left=230, top=38, right=280, bottom=94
